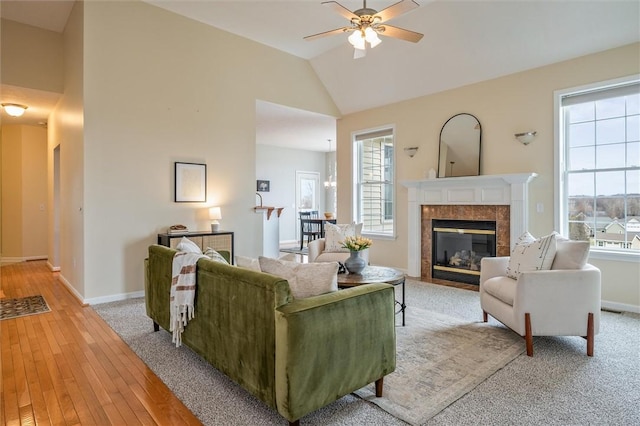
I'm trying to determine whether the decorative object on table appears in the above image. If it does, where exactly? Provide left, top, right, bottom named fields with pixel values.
left=324, top=212, right=334, bottom=219
left=341, top=235, right=373, bottom=274
left=256, top=180, right=270, bottom=192
left=209, top=206, right=222, bottom=232
left=168, top=224, right=189, bottom=234
left=175, top=162, right=207, bottom=202
left=337, top=262, right=346, bottom=274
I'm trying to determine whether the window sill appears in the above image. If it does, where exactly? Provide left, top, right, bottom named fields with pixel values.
left=362, top=232, right=396, bottom=241
left=588, top=249, right=640, bottom=263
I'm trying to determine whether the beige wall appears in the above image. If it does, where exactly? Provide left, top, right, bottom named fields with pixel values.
left=0, top=124, right=47, bottom=261
left=337, top=43, right=640, bottom=311
left=77, top=1, right=338, bottom=301
left=0, top=18, right=64, bottom=93
left=48, top=1, right=84, bottom=297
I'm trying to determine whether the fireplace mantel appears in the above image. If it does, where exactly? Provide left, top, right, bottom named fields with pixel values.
left=401, top=173, right=537, bottom=277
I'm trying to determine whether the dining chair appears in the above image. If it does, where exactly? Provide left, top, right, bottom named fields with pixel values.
left=300, top=211, right=322, bottom=249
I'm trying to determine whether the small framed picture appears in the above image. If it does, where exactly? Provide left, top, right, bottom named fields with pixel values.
left=257, top=180, right=270, bottom=192
left=175, top=162, right=207, bottom=202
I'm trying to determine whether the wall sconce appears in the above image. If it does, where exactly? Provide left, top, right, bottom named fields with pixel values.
left=404, top=147, right=419, bottom=158
left=515, top=131, right=537, bottom=146
left=209, top=206, right=222, bottom=232
left=2, top=103, right=28, bottom=117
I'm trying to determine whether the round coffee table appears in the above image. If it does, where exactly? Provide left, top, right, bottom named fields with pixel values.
left=337, top=266, right=406, bottom=326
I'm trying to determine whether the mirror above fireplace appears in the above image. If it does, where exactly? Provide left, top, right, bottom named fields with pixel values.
left=437, top=113, right=481, bottom=178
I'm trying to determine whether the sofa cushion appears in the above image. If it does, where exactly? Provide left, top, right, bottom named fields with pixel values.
left=551, top=239, right=590, bottom=270
left=204, top=247, right=229, bottom=264
left=483, top=276, right=517, bottom=306
left=236, top=253, right=297, bottom=271
left=176, top=237, right=201, bottom=253
left=324, top=222, right=363, bottom=252
left=506, top=232, right=557, bottom=279
left=258, top=256, right=338, bottom=299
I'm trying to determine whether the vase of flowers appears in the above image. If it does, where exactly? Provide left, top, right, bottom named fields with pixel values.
left=341, top=236, right=373, bottom=275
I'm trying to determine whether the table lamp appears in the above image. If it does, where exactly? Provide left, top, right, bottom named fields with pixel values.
left=209, top=207, right=222, bottom=232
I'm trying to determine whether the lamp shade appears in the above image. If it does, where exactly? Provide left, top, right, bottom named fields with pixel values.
left=209, top=207, right=222, bottom=220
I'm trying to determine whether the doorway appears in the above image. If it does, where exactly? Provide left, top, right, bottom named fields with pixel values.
left=295, top=171, right=320, bottom=241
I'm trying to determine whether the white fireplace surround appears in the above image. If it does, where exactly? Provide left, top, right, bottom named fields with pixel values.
left=401, top=173, right=538, bottom=277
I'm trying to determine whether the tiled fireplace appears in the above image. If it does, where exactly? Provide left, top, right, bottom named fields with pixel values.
left=401, top=173, right=537, bottom=285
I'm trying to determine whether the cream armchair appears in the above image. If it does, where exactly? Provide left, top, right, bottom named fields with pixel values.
left=480, top=256, right=601, bottom=357
left=308, top=238, right=369, bottom=264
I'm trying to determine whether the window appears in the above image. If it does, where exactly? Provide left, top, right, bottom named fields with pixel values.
left=555, top=76, right=640, bottom=257
left=353, top=127, right=395, bottom=237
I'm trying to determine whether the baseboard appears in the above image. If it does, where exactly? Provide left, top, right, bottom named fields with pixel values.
left=46, top=261, right=60, bottom=272
left=57, top=274, right=88, bottom=306
left=85, top=290, right=145, bottom=306
left=1, top=255, right=48, bottom=264
left=601, top=300, right=640, bottom=314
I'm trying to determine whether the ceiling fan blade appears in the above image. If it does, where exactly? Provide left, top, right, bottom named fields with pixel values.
left=322, top=1, right=360, bottom=21
left=375, top=0, right=419, bottom=23
left=304, top=27, right=351, bottom=41
left=378, top=24, right=424, bottom=42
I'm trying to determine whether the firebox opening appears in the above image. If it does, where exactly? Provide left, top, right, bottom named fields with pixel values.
left=432, top=219, right=496, bottom=285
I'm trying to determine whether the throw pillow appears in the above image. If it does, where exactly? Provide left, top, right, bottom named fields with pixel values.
left=324, top=222, right=359, bottom=253
left=204, top=247, right=229, bottom=264
left=551, top=237, right=590, bottom=270
left=235, top=253, right=298, bottom=272
left=236, top=255, right=261, bottom=271
left=176, top=237, right=201, bottom=253
left=506, top=232, right=558, bottom=279
left=258, top=256, right=338, bottom=299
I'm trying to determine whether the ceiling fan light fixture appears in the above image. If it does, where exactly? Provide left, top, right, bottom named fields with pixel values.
left=2, top=103, right=28, bottom=117
left=365, top=27, right=382, bottom=48
left=364, top=27, right=381, bottom=44
left=348, top=30, right=366, bottom=50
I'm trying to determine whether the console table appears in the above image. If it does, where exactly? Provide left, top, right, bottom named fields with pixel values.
left=157, top=231, right=234, bottom=263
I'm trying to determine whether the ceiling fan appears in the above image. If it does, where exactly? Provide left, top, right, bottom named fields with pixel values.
left=304, top=0, right=424, bottom=59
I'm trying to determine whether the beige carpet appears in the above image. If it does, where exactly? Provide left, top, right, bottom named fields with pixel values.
left=355, top=307, right=525, bottom=425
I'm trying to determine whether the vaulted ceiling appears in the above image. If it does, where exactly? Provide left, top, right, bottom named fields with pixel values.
left=2, top=0, right=639, bottom=151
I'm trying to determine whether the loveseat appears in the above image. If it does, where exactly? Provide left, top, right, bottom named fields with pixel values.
left=145, top=244, right=396, bottom=424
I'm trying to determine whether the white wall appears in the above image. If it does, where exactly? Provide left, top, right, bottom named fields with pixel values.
left=256, top=144, right=327, bottom=243
left=76, top=0, right=339, bottom=302
left=48, top=0, right=84, bottom=298
left=337, top=43, right=640, bottom=311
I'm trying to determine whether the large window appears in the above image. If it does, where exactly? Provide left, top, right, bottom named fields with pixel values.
left=555, top=76, right=640, bottom=257
left=353, top=127, right=395, bottom=237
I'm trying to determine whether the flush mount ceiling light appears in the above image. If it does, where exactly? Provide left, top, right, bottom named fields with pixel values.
left=304, top=0, right=424, bottom=59
left=2, top=103, right=28, bottom=117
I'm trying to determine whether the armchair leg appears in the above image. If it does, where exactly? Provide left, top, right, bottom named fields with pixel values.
left=525, top=313, right=533, bottom=357
left=482, top=311, right=488, bottom=322
left=375, top=377, right=384, bottom=397
left=586, top=312, right=594, bottom=357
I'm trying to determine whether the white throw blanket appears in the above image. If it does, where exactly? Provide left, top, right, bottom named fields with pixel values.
left=170, top=251, right=205, bottom=347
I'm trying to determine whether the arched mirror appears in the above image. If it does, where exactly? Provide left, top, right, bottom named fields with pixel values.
left=437, top=113, right=481, bottom=178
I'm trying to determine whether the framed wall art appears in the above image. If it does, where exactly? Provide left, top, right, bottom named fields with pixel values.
left=257, top=180, right=270, bottom=192
left=175, top=162, right=207, bottom=202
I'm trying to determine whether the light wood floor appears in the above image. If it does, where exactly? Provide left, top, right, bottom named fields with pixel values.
left=1, top=260, right=202, bottom=426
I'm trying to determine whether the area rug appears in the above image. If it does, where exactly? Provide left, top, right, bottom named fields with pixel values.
left=94, top=299, right=523, bottom=425
left=0, top=295, right=51, bottom=320
left=354, top=307, right=525, bottom=425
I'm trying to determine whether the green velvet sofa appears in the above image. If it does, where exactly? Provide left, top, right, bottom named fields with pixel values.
left=145, top=244, right=396, bottom=425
